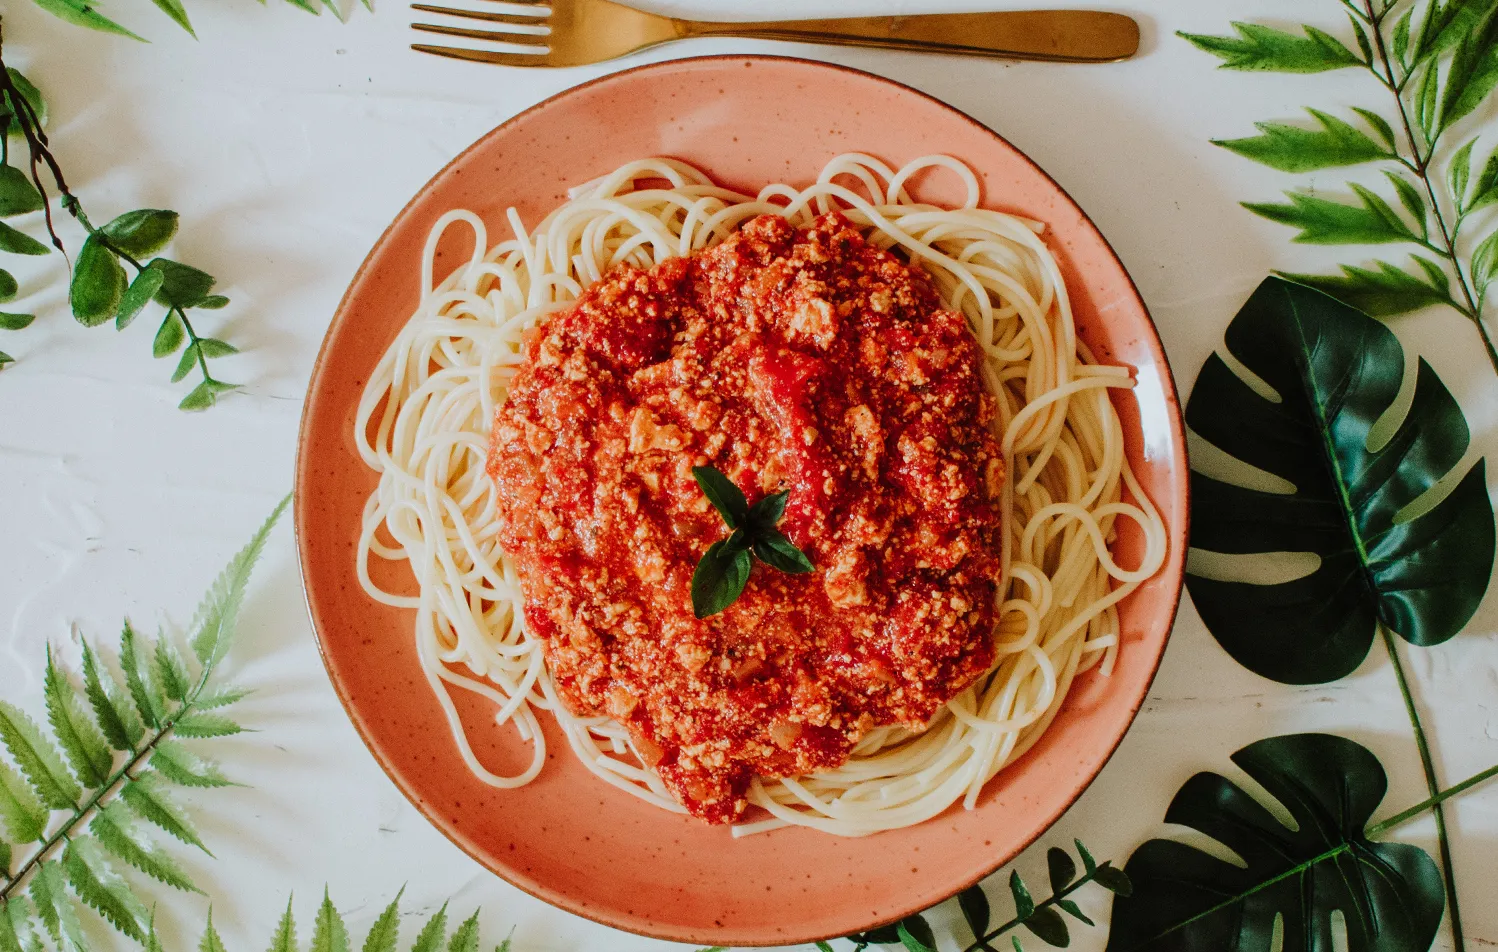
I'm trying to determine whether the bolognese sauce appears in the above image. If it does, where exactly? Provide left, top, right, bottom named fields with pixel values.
left=488, top=212, right=1005, bottom=824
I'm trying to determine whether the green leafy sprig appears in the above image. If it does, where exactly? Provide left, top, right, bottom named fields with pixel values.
left=1183, top=0, right=1498, bottom=375
left=0, top=496, right=288, bottom=948
left=690, top=465, right=813, bottom=618
left=0, top=26, right=240, bottom=409
left=30, top=0, right=368, bottom=42
left=830, top=840, right=1130, bottom=952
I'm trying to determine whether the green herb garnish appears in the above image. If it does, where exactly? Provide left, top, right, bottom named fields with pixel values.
left=689, top=465, right=813, bottom=619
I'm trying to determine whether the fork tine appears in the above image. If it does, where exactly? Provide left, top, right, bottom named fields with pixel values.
left=412, top=43, right=553, bottom=65
left=411, top=22, right=549, bottom=44
left=411, top=4, right=549, bottom=29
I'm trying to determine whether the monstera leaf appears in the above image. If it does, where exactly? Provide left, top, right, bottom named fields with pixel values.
left=1107, top=733, right=1444, bottom=952
left=1186, top=277, right=1494, bottom=683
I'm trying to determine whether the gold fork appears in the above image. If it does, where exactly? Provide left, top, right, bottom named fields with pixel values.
left=410, top=0, right=1140, bottom=67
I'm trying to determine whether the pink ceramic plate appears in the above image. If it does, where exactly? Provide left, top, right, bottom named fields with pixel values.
left=295, top=55, right=1188, bottom=947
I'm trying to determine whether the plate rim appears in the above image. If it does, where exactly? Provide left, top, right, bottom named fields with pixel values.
left=293, top=52, right=1190, bottom=946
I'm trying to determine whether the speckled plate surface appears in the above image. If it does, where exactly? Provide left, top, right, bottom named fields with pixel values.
left=294, top=55, right=1188, bottom=947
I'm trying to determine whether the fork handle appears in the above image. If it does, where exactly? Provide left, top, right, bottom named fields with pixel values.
left=671, top=10, right=1138, bottom=63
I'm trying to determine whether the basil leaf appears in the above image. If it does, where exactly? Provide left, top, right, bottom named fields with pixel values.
left=1213, top=108, right=1391, bottom=173
left=1279, top=259, right=1451, bottom=317
left=103, top=210, right=179, bottom=260
left=1187, top=278, right=1494, bottom=683
left=70, top=236, right=127, bottom=327
left=0, top=220, right=48, bottom=256
left=1106, top=733, right=1444, bottom=952
left=0, top=165, right=44, bottom=217
left=148, top=258, right=215, bottom=309
left=1178, top=23, right=1360, bottom=73
left=692, top=465, right=748, bottom=529
left=746, top=489, right=789, bottom=532
left=752, top=531, right=813, bottom=574
left=690, top=538, right=752, bottom=618
left=1244, top=185, right=1419, bottom=245
left=117, top=267, right=166, bottom=330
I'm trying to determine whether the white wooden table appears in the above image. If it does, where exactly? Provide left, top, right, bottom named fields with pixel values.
left=1, top=0, right=1495, bottom=947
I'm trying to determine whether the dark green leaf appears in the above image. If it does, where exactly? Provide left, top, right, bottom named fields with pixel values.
left=1383, top=171, right=1427, bottom=237
left=1024, top=907, right=1069, bottom=947
left=1012, top=938, right=1024, bottom=952
left=959, top=884, right=991, bottom=937
left=1393, top=7, right=1414, bottom=66
left=269, top=898, right=297, bottom=952
left=120, top=770, right=210, bottom=852
left=1010, top=870, right=1036, bottom=919
left=43, top=648, right=113, bottom=788
left=62, top=835, right=149, bottom=940
left=898, top=917, right=936, bottom=952
left=82, top=638, right=143, bottom=752
left=91, top=800, right=200, bottom=892
left=311, top=890, right=350, bottom=952
left=201, top=911, right=228, bottom=952
left=1472, top=230, right=1498, bottom=288
left=172, top=710, right=244, bottom=738
left=1279, top=259, right=1451, bottom=317
left=1243, top=186, right=1418, bottom=245
left=1214, top=109, right=1391, bottom=172
left=691, top=538, right=753, bottom=618
left=173, top=343, right=202, bottom=383
left=1105, top=733, right=1444, bottom=952
left=1186, top=278, right=1494, bottom=683
left=0, top=165, right=44, bottom=217
left=148, top=258, right=215, bottom=308
left=1092, top=865, right=1132, bottom=896
left=102, top=210, right=179, bottom=260
left=0, top=311, right=32, bottom=330
left=70, top=237, right=126, bottom=327
left=0, top=221, right=48, bottom=256
left=147, top=0, right=195, bottom=35
left=0, top=760, right=48, bottom=843
left=1056, top=899, right=1093, bottom=926
left=150, top=739, right=231, bottom=787
left=746, top=489, right=789, bottom=531
left=117, top=267, right=165, bottom=330
left=190, top=495, right=290, bottom=670
left=448, top=912, right=480, bottom=952
left=197, top=294, right=230, bottom=309
left=753, top=531, right=814, bottom=574
left=1467, top=145, right=1498, bottom=213
left=1411, top=254, right=1451, bottom=294
left=26, top=0, right=144, bottom=40
left=1047, top=847, right=1077, bottom=892
left=692, top=465, right=749, bottom=528
left=3, top=70, right=47, bottom=138
left=0, top=700, right=80, bottom=808
left=410, top=904, right=449, bottom=952
left=362, top=890, right=404, bottom=952
left=1451, top=138, right=1478, bottom=207
left=1075, top=839, right=1096, bottom=875
left=1415, top=0, right=1494, bottom=64
left=0, top=271, right=16, bottom=303
left=1415, top=58, right=1442, bottom=141
left=816, top=944, right=836, bottom=952
left=1348, top=15, right=1372, bottom=63
left=121, top=621, right=164, bottom=728
left=849, top=923, right=902, bottom=945
left=1350, top=107, right=1398, bottom=152
left=153, top=310, right=186, bottom=357
left=1179, top=23, right=1360, bottom=72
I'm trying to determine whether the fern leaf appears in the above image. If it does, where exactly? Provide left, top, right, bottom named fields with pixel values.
left=0, top=897, right=30, bottom=952
left=44, top=647, right=114, bottom=788
left=362, top=888, right=404, bottom=952
left=150, top=739, right=232, bottom=788
left=0, top=701, right=80, bottom=809
left=0, top=838, right=9, bottom=875
left=312, top=889, right=351, bottom=952
left=148, top=915, right=167, bottom=952
left=447, top=912, right=480, bottom=952
left=201, top=909, right=229, bottom=952
left=172, top=710, right=245, bottom=739
left=29, top=859, right=87, bottom=951
left=192, top=687, right=251, bottom=712
left=411, top=904, right=449, bottom=952
left=121, top=770, right=210, bottom=853
left=154, top=635, right=192, bottom=704
left=91, top=800, right=201, bottom=893
left=268, top=897, right=298, bottom=952
left=62, top=835, right=150, bottom=941
left=191, top=495, right=291, bottom=672
left=495, top=931, right=513, bottom=952
left=0, top=760, right=48, bottom=843
left=81, top=640, right=144, bottom=752
left=121, top=621, right=166, bottom=729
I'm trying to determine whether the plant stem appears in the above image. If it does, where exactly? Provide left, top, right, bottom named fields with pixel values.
left=1380, top=626, right=1464, bottom=952
left=962, top=870, right=1100, bottom=952
left=1369, top=760, right=1498, bottom=835
left=1361, top=0, right=1498, bottom=374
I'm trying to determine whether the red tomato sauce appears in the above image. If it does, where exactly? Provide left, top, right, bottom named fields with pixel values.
left=489, top=213, right=1005, bottom=823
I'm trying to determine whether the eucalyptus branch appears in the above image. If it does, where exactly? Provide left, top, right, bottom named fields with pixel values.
left=0, top=18, right=240, bottom=408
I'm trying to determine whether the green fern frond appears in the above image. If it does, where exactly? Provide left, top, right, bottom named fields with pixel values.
left=61, top=835, right=149, bottom=940
left=268, top=897, right=298, bottom=952
left=362, top=888, right=405, bottom=952
left=171, top=711, right=245, bottom=739
left=312, top=889, right=352, bottom=952
left=28, top=860, right=85, bottom=951
left=120, top=770, right=211, bottom=854
left=0, top=702, right=80, bottom=810
left=43, top=647, right=113, bottom=788
left=191, top=494, right=291, bottom=673
left=411, top=904, right=449, bottom=952
left=0, top=898, right=31, bottom=952
left=201, top=909, right=228, bottom=952
left=0, top=761, right=47, bottom=844
left=121, top=621, right=167, bottom=730
left=90, top=801, right=201, bottom=893
left=191, top=688, right=251, bottom=712
left=81, top=640, right=144, bottom=752
left=150, top=740, right=232, bottom=789
left=154, top=636, right=193, bottom=705
left=447, top=912, right=481, bottom=952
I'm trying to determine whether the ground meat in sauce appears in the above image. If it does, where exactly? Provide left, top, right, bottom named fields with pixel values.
left=488, top=212, right=1005, bottom=824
